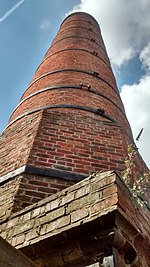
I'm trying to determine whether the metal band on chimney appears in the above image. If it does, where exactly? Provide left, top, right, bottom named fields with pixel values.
left=56, top=26, right=101, bottom=40
left=42, top=48, right=110, bottom=69
left=50, top=36, right=106, bottom=53
left=6, top=104, right=116, bottom=130
left=13, top=85, right=126, bottom=120
left=60, top=18, right=100, bottom=32
left=22, top=68, right=119, bottom=98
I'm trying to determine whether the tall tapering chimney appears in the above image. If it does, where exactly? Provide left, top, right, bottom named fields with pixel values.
left=0, top=12, right=148, bottom=214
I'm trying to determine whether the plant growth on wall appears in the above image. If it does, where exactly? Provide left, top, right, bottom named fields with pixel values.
left=122, top=144, right=149, bottom=208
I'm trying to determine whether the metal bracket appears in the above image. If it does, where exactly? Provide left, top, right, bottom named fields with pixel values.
left=93, top=51, right=98, bottom=56
left=79, top=83, right=91, bottom=90
left=96, top=108, right=105, bottom=115
left=93, top=71, right=99, bottom=77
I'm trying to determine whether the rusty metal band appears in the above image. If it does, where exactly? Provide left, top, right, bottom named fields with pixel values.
left=6, top=104, right=116, bottom=130
left=22, top=68, right=119, bottom=99
left=37, top=47, right=110, bottom=75
left=42, top=48, right=110, bottom=70
left=14, top=85, right=126, bottom=121
left=50, top=35, right=105, bottom=53
left=56, top=26, right=100, bottom=40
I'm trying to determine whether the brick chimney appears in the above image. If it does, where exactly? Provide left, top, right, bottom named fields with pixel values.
left=0, top=12, right=149, bottom=215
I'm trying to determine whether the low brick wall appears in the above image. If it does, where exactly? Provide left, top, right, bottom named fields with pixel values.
left=0, top=171, right=117, bottom=247
left=0, top=171, right=149, bottom=266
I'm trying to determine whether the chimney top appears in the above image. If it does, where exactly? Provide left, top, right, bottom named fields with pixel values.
left=61, top=11, right=99, bottom=27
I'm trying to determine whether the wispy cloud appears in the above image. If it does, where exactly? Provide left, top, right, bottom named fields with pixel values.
left=40, top=19, right=51, bottom=30
left=0, top=0, right=26, bottom=24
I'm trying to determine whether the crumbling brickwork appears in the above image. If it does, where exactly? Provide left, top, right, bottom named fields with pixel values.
left=0, top=171, right=149, bottom=266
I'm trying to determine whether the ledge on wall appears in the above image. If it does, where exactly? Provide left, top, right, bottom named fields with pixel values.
left=0, top=171, right=149, bottom=267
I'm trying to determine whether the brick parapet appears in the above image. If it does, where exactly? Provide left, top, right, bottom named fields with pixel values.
left=0, top=171, right=149, bottom=266
left=0, top=172, right=74, bottom=222
left=0, top=171, right=118, bottom=245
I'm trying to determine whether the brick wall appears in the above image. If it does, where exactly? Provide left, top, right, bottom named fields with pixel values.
left=28, top=109, right=127, bottom=174
left=28, top=109, right=149, bottom=178
left=0, top=171, right=149, bottom=266
left=0, top=111, right=42, bottom=177
left=13, top=173, right=74, bottom=212
left=0, top=177, right=21, bottom=222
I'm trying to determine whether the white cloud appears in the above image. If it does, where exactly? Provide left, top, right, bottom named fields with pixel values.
left=69, top=0, right=150, bottom=66
left=140, top=42, right=150, bottom=71
left=0, top=0, right=26, bottom=24
left=40, top=19, right=51, bottom=30
left=121, top=77, right=150, bottom=167
left=120, top=44, right=150, bottom=167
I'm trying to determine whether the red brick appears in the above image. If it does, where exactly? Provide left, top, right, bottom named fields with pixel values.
left=90, top=194, right=118, bottom=215
left=103, top=184, right=117, bottom=198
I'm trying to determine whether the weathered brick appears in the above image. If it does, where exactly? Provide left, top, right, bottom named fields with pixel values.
left=26, top=228, right=39, bottom=242
left=91, top=174, right=116, bottom=192
left=22, top=212, right=31, bottom=222
left=40, top=224, right=47, bottom=235
left=75, top=185, right=90, bottom=199
left=11, top=236, right=18, bottom=247
left=14, top=220, right=35, bottom=236
left=90, top=194, right=118, bottom=215
left=103, top=184, right=117, bottom=198
left=45, top=202, right=51, bottom=212
left=71, top=208, right=89, bottom=223
left=56, top=215, right=70, bottom=229
left=60, top=192, right=75, bottom=205
left=38, top=207, right=65, bottom=226
left=46, top=221, right=57, bottom=233
left=16, top=234, right=25, bottom=245
left=50, top=198, right=60, bottom=210
left=0, top=230, right=7, bottom=239
left=6, top=217, right=19, bottom=230
left=31, top=207, right=41, bottom=218
left=67, top=192, right=100, bottom=213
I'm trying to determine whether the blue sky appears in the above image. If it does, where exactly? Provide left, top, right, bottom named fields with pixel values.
left=0, top=0, right=150, bottom=167
left=0, top=0, right=78, bottom=131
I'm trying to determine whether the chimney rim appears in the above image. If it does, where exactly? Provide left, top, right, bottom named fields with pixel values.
left=61, top=11, right=99, bottom=28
